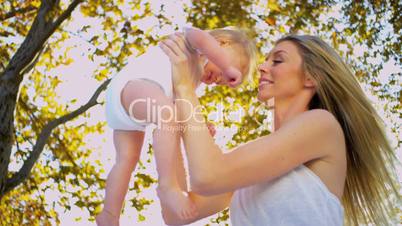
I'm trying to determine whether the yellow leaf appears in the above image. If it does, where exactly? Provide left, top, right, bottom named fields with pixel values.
left=31, top=0, right=41, bottom=8
left=279, top=25, right=286, bottom=33
left=95, top=69, right=109, bottom=81
left=61, top=32, right=69, bottom=40
left=267, top=0, right=280, bottom=12
left=265, top=16, right=276, bottom=26
left=100, top=68, right=108, bottom=77
left=63, top=58, right=74, bottom=65
left=207, top=17, right=219, bottom=29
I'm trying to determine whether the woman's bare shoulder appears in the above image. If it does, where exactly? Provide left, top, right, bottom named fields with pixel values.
left=286, top=109, right=345, bottom=152
left=298, top=109, right=343, bottom=135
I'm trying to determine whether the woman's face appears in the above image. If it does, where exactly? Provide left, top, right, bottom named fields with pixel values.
left=257, top=41, right=307, bottom=102
left=200, top=45, right=246, bottom=87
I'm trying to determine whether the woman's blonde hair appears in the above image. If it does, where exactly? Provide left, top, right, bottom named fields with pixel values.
left=276, top=35, right=400, bottom=226
left=208, top=27, right=258, bottom=86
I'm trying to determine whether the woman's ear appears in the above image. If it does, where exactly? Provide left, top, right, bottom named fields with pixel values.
left=304, top=74, right=316, bottom=89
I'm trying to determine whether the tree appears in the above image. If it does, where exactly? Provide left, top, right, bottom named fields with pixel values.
left=0, top=0, right=166, bottom=224
left=0, top=0, right=400, bottom=225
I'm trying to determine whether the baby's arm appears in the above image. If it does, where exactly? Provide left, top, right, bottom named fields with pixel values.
left=184, top=27, right=241, bottom=86
left=184, top=27, right=231, bottom=70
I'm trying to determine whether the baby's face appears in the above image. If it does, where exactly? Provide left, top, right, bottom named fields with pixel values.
left=200, top=46, right=247, bottom=87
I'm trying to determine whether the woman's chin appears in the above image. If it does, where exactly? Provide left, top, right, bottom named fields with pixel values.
left=257, top=93, right=271, bottom=102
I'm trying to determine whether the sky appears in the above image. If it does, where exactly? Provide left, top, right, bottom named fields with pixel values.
left=8, top=0, right=401, bottom=225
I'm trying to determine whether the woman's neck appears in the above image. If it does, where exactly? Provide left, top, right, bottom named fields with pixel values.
left=272, top=94, right=311, bottom=131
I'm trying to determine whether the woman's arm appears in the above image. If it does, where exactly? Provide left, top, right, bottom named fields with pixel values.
left=161, top=190, right=233, bottom=225
left=176, top=90, right=339, bottom=195
left=161, top=139, right=232, bottom=225
left=160, top=35, right=344, bottom=196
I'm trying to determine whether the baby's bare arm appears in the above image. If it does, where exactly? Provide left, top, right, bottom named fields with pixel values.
left=184, top=27, right=232, bottom=71
left=184, top=27, right=242, bottom=87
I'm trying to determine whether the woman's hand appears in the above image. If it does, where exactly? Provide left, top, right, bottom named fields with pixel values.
left=159, top=33, right=197, bottom=93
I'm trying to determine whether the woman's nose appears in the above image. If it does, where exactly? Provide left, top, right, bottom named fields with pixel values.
left=258, top=63, right=268, bottom=73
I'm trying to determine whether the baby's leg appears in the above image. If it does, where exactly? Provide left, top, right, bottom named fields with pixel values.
left=97, top=130, right=145, bottom=226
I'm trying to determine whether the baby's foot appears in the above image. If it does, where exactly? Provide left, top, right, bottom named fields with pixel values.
left=96, top=209, right=119, bottom=226
left=157, top=186, right=198, bottom=220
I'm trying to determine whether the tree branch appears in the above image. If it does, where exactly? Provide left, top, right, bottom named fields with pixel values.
left=50, top=0, right=83, bottom=34
left=20, top=44, right=46, bottom=76
left=3, top=79, right=111, bottom=195
left=1, top=0, right=83, bottom=89
left=20, top=133, right=35, bottom=148
left=53, top=134, right=79, bottom=168
left=0, top=6, right=38, bottom=21
left=14, top=132, right=21, bottom=156
left=2, top=1, right=53, bottom=86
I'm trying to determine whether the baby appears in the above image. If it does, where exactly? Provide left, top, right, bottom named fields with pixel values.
left=96, top=26, right=256, bottom=226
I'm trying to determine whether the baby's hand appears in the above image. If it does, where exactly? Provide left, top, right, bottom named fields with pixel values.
left=223, top=66, right=242, bottom=88
left=206, top=122, right=216, bottom=137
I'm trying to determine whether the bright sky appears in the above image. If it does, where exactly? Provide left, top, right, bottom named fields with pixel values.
left=10, top=0, right=401, bottom=225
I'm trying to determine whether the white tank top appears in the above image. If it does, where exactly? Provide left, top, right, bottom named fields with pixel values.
left=230, top=165, right=344, bottom=226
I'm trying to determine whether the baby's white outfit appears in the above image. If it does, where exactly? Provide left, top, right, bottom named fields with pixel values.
left=105, top=46, right=173, bottom=131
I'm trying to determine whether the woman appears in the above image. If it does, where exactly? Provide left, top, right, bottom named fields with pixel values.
left=158, top=34, right=399, bottom=226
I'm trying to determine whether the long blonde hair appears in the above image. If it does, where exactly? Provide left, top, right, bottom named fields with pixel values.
left=276, top=35, right=399, bottom=225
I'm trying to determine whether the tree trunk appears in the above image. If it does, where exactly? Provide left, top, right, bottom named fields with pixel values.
left=0, top=80, right=18, bottom=196
left=0, top=0, right=84, bottom=200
